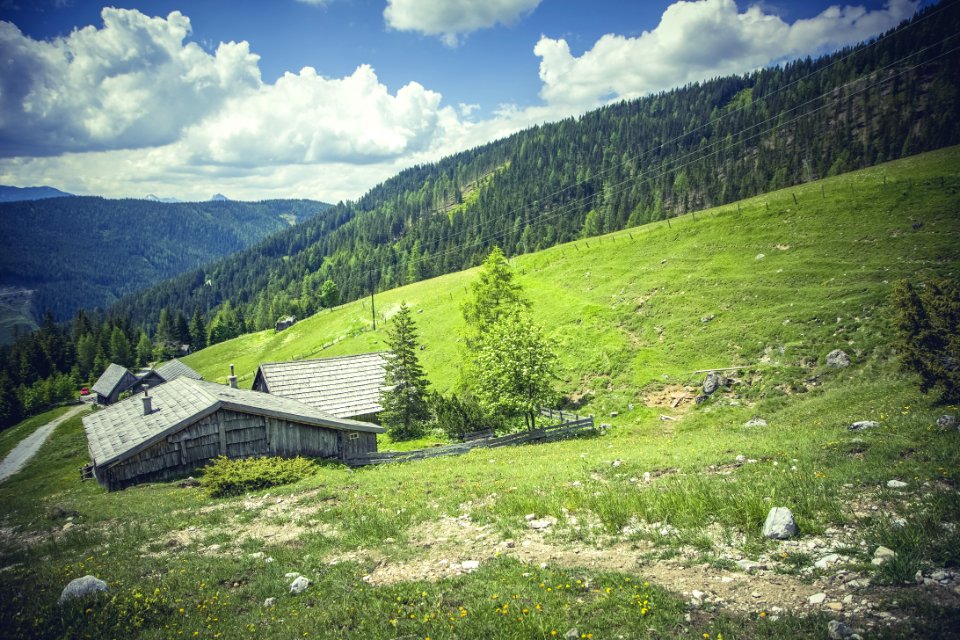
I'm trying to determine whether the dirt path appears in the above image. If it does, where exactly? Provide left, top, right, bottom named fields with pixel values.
left=0, top=405, right=86, bottom=483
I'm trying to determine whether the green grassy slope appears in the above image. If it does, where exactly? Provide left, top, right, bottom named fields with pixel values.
left=1, top=149, right=958, bottom=639
left=185, top=147, right=960, bottom=425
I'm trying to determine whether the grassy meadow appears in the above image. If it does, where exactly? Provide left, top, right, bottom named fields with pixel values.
left=0, top=147, right=959, bottom=638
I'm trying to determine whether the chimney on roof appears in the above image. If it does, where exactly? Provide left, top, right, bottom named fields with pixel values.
left=228, top=364, right=237, bottom=389
left=142, top=387, right=152, bottom=415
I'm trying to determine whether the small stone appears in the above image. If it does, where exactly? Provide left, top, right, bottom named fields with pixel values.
left=828, top=620, right=855, bottom=639
left=524, top=513, right=536, bottom=521
left=750, top=591, right=762, bottom=598
left=461, top=560, right=480, bottom=571
left=843, top=595, right=854, bottom=604
left=284, top=572, right=300, bottom=580
left=763, top=507, right=798, bottom=539
left=610, top=411, right=619, bottom=417
left=611, top=459, right=623, bottom=467
left=384, top=537, right=395, bottom=544
left=849, top=421, right=879, bottom=431
left=735, top=454, right=746, bottom=464
left=915, top=570, right=924, bottom=584
left=62, top=522, right=74, bottom=531
left=808, top=592, right=828, bottom=605
left=264, top=597, right=276, bottom=607
left=815, top=554, right=841, bottom=569
left=872, top=546, right=896, bottom=566
left=825, top=349, right=850, bottom=367
left=528, top=516, right=556, bottom=530
left=564, top=628, right=580, bottom=640
left=59, top=575, right=108, bottom=604
left=936, top=415, right=957, bottom=430
left=701, top=314, right=715, bottom=323
left=745, top=418, right=768, bottom=428
left=755, top=253, right=766, bottom=260
left=826, top=602, right=844, bottom=611
left=703, top=372, right=725, bottom=395
left=289, top=576, right=310, bottom=594
left=886, top=479, right=908, bottom=489
left=264, top=557, right=274, bottom=564
left=737, top=560, right=759, bottom=572
left=248, top=552, right=265, bottom=560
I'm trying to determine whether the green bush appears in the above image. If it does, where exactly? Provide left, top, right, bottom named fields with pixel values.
left=892, top=278, right=960, bottom=402
left=199, top=455, right=319, bottom=498
left=429, top=391, right=501, bottom=439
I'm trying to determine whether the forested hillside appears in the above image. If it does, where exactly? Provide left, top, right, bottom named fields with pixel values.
left=111, top=2, right=960, bottom=336
left=0, top=198, right=329, bottom=326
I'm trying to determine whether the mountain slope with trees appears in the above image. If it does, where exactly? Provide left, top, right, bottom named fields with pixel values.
left=111, top=2, right=960, bottom=337
left=0, top=197, right=329, bottom=328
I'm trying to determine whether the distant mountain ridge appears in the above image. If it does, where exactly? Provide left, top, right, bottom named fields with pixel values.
left=0, top=197, right=331, bottom=333
left=0, top=185, right=72, bottom=202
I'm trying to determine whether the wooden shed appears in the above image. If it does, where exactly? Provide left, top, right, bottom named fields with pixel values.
left=252, top=352, right=388, bottom=421
left=81, top=377, right=384, bottom=491
left=91, top=363, right=138, bottom=405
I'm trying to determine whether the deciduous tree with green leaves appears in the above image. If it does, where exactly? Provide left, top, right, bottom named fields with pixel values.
left=380, top=303, right=431, bottom=441
left=472, top=310, right=558, bottom=430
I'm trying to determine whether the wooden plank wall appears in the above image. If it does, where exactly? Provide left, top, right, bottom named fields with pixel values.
left=98, top=409, right=374, bottom=490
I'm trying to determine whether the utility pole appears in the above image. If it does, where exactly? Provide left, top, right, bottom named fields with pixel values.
left=369, top=274, right=376, bottom=330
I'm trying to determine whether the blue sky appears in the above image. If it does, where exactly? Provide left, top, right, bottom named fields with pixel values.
left=0, top=0, right=926, bottom=201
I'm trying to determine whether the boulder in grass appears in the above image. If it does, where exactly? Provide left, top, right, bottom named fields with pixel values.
left=849, top=421, right=878, bottom=431
left=936, top=415, right=956, bottom=431
left=59, top=575, right=108, bottom=604
left=763, top=507, right=798, bottom=539
left=825, top=349, right=850, bottom=368
left=289, top=576, right=310, bottom=594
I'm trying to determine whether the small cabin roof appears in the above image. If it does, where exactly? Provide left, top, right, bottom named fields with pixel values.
left=82, top=377, right=384, bottom=468
left=91, top=363, right=136, bottom=397
left=253, top=352, right=387, bottom=419
left=153, top=358, right=203, bottom=383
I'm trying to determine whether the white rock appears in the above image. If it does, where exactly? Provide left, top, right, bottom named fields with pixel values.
left=284, top=572, right=301, bottom=580
left=528, top=516, right=556, bottom=530
left=524, top=513, right=536, bottom=521
left=808, top=592, right=828, bottom=605
left=886, top=480, right=908, bottom=489
left=248, top=552, right=265, bottom=560
left=461, top=560, right=480, bottom=571
left=745, top=418, right=768, bottom=428
left=289, top=576, right=311, bottom=594
left=815, top=554, right=841, bottom=569
left=848, top=421, right=879, bottom=431
left=763, top=507, right=799, bottom=539
left=59, top=575, right=108, bottom=604
left=264, top=597, right=277, bottom=607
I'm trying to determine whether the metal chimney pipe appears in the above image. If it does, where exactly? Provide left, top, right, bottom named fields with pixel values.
left=228, top=364, right=238, bottom=389
left=142, top=387, right=152, bottom=415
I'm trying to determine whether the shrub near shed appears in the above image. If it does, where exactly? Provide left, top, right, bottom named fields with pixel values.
left=199, top=455, right=319, bottom=497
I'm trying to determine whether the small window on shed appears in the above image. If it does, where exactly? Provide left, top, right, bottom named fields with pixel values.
left=348, top=432, right=360, bottom=441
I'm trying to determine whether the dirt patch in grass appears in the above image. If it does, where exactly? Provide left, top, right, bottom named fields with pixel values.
left=642, top=385, right=697, bottom=409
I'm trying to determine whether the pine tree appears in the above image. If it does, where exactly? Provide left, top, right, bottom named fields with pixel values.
left=189, top=309, right=207, bottom=350
left=135, top=332, right=154, bottom=368
left=461, top=247, right=529, bottom=342
left=380, top=303, right=430, bottom=441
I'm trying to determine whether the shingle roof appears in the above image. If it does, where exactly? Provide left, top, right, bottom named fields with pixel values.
left=154, top=358, right=203, bottom=382
left=82, top=377, right=383, bottom=468
left=254, top=353, right=388, bottom=418
left=91, top=363, right=135, bottom=397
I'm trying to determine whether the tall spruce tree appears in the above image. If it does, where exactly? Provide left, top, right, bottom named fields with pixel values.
left=461, top=246, right=529, bottom=344
left=380, top=303, right=430, bottom=441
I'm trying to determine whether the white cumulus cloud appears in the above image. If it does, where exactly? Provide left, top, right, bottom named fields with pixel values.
left=384, top=0, right=542, bottom=46
left=183, top=64, right=457, bottom=166
left=534, top=0, right=918, bottom=110
left=0, top=8, right=261, bottom=156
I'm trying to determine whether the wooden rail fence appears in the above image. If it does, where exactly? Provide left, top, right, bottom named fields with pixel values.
left=345, top=409, right=596, bottom=467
